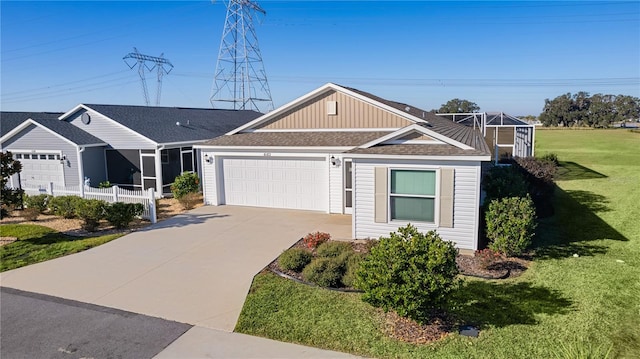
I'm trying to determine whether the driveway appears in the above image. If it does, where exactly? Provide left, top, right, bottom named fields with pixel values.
left=0, top=205, right=352, bottom=332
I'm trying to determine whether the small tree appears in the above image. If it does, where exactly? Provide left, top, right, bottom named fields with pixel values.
left=1, top=151, right=23, bottom=218
left=486, top=196, right=537, bottom=257
left=355, top=225, right=459, bottom=323
left=436, top=98, right=480, bottom=113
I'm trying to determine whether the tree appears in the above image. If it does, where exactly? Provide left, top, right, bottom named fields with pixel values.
left=436, top=98, right=480, bottom=113
left=1, top=151, right=23, bottom=218
left=539, top=92, right=640, bottom=128
left=539, top=93, right=575, bottom=127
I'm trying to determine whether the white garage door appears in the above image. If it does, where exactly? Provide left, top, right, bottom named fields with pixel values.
left=14, top=153, right=65, bottom=187
left=222, top=157, right=328, bottom=211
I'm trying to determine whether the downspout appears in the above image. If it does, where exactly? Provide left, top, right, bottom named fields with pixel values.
left=155, top=145, right=164, bottom=197
left=77, top=147, right=85, bottom=197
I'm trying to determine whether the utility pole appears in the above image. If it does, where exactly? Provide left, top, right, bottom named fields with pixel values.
left=210, top=0, right=274, bottom=113
left=123, top=48, right=174, bottom=106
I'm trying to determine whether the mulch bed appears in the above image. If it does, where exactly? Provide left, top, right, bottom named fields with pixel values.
left=456, top=254, right=530, bottom=279
left=382, top=310, right=455, bottom=345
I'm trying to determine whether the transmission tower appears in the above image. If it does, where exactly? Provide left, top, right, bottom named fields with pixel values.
left=123, top=48, right=174, bottom=106
left=210, top=0, right=274, bottom=113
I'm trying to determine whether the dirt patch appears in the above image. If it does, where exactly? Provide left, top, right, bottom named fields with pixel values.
left=0, top=237, right=18, bottom=246
left=382, top=310, right=454, bottom=345
left=0, top=196, right=202, bottom=236
left=457, top=254, right=530, bottom=279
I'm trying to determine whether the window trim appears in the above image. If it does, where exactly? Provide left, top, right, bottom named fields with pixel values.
left=388, top=167, right=439, bottom=224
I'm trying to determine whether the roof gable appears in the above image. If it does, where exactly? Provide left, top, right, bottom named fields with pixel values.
left=359, top=124, right=473, bottom=150
left=1, top=111, right=63, bottom=137
left=0, top=118, right=105, bottom=147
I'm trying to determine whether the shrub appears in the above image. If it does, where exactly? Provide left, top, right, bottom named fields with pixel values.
left=355, top=224, right=459, bottom=323
left=514, top=156, right=557, bottom=218
left=486, top=196, right=537, bottom=257
left=75, top=198, right=107, bottom=231
left=341, top=251, right=365, bottom=288
left=49, top=196, right=82, bottom=218
left=475, top=248, right=503, bottom=269
left=98, top=181, right=112, bottom=188
left=482, top=165, right=528, bottom=204
left=1, top=151, right=23, bottom=219
left=23, top=194, right=51, bottom=213
left=303, top=231, right=330, bottom=249
left=105, top=202, right=144, bottom=229
left=21, top=207, right=40, bottom=221
left=170, top=172, right=200, bottom=199
left=177, top=192, right=200, bottom=210
left=539, top=152, right=559, bottom=166
left=316, top=241, right=352, bottom=258
left=278, top=248, right=312, bottom=272
left=302, top=257, right=345, bottom=288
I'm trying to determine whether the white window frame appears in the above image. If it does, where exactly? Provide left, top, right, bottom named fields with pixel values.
left=388, top=167, right=439, bottom=224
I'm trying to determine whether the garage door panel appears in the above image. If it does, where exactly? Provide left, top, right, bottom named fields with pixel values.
left=222, top=157, right=327, bottom=211
left=17, top=153, right=65, bottom=187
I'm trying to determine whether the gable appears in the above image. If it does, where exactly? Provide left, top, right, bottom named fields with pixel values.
left=393, top=131, right=440, bottom=143
left=254, top=89, right=412, bottom=130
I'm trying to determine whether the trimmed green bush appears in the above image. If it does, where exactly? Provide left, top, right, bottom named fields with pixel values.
left=486, top=196, right=537, bottom=257
left=316, top=241, right=352, bottom=258
left=514, top=156, right=558, bottom=218
left=49, top=196, right=82, bottom=218
left=355, top=224, right=459, bottom=323
left=302, top=257, right=345, bottom=288
left=539, top=152, right=559, bottom=166
left=23, top=194, right=51, bottom=213
left=341, top=251, right=365, bottom=288
left=482, top=165, right=528, bottom=204
left=279, top=247, right=313, bottom=272
left=105, top=202, right=144, bottom=229
left=170, top=172, right=200, bottom=199
left=98, top=180, right=112, bottom=188
left=75, top=198, right=107, bottom=231
left=21, top=207, right=40, bottom=221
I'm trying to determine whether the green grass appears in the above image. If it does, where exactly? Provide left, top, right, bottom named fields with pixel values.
left=0, top=224, right=122, bottom=271
left=235, top=129, right=640, bottom=358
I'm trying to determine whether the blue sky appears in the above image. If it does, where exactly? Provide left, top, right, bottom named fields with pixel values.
left=1, top=1, right=639, bottom=115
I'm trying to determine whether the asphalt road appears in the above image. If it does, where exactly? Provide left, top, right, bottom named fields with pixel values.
left=0, top=287, right=192, bottom=359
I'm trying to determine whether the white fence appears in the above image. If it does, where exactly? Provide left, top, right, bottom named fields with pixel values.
left=22, top=182, right=157, bottom=223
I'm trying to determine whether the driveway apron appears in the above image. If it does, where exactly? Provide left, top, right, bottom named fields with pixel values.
left=0, top=206, right=352, bottom=332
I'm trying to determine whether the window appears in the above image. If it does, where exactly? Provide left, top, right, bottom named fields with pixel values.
left=15, top=154, right=22, bottom=159
left=390, top=169, right=436, bottom=222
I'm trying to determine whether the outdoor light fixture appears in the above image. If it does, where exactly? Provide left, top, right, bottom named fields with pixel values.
left=204, top=154, right=214, bottom=164
left=59, top=155, right=67, bottom=164
left=330, top=155, right=338, bottom=166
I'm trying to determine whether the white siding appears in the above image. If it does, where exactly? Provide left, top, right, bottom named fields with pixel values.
left=67, top=109, right=156, bottom=149
left=353, top=159, right=482, bottom=250
left=201, top=151, right=219, bottom=205
left=329, top=155, right=344, bottom=213
left=2, top=124, right=80, bottom=187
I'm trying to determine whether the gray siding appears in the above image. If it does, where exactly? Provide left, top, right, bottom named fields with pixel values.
left=353, top=159, right=482, bottom=250
left=2, top=124, right=80, bottom=186
left=67, top=109, right=156, bottom=149
left=82, top=146, right=107, bottom=186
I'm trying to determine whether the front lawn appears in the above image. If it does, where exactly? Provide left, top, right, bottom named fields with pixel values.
left=235, top=129, right=640, bottom=358
left=0, top=224, right=122, bottom=271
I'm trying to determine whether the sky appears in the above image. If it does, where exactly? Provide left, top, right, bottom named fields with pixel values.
left=1, top=0, right=639, bottom=116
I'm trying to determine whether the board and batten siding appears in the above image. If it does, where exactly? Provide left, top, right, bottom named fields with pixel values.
left=2, top=124, right=80, bottom=186
left=82, top=146, right=107, bottom=185
left=329, top=154, right=344, bottom=213
left=353, top=159, right=482, bottom=250
left=255, top=90, right=412, bottom=130
left=67, top=109, right=156, bottom=149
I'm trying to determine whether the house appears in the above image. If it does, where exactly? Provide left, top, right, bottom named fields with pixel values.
left=1, top=106, right=261, bottom=194
left=436, top=112, right=536, bottom=162
left=195, top=83, right=492, bottom=251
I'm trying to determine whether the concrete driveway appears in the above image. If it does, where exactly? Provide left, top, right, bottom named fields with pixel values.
left=0, top=205, right=351, bottom=332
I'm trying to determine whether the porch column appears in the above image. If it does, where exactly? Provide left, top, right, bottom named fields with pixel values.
left=155, top=147, right=163, bottom=196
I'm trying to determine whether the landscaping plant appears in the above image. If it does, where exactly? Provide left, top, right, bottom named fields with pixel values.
left=302, top=231, right=330, bottom=249
left=514, top=156, right=558, bottom=217
left=475, top=248, right=504, bottom=269
left=49, top=196, right=82, bottom=219
left=482, top=165, right=528, bottom=204
left=23, top=194, right=52, bottom=213
left=170, top=172, right=200, bottom=199
left=1, top=151, right=23, bottom=218
left=355, top=224, right=459, bottom=323
left=485, top=196, right=537, bottom=257
left=279, top=247, right=312, bottom=272
left=177, top=192, right=200, bottom=210
left=340, top=251, right=365, bottom=288
left=302, top=257, right=345, bottom=288
left=75, top=198, right=107, bottom=231
left=21, top=207, right=40, bottom=221
left=98, top=180, right=112, bottom=188
left=105, top=202, right=143, bottom=229
left=316, top=241, right=352, bottom=258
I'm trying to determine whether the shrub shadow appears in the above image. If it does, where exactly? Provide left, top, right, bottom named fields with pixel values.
left=452, top=281, right=573, bottom=329
left=556, top=161, right=607, bottom=181
left=23, top=233, right=77, bottom=245
left=140, top=212, right=229, bottom=231
left=533, top=187, right=626, bottom=260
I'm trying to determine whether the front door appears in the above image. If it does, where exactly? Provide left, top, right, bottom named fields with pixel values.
left=344, top=160, right=353, bottom=214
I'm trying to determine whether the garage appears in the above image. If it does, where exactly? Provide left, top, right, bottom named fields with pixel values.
left=14, top=152, right=65, bottom=187
left=220, top=157, right=328, bottom=211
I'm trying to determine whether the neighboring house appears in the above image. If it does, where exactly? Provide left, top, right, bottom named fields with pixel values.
left=196, top=83, right=492, bottom=251
left=1, top=106, right=261, bottom=195
left=436, top=112, right=536, bottom=162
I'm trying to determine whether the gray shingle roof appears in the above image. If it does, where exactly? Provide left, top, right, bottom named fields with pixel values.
left=201, top=131, right=392, bottom=147
left=341, top=86, right=491, bottom=155
left=84, top=104, right=262, bottom=144
left=1, top=112, right=63, bottom=136
left=32, top=119, right=105, bottom=145
left=346, top=143, right=489, bottom=156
